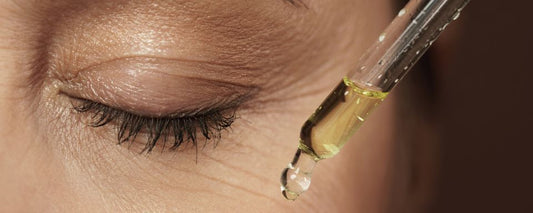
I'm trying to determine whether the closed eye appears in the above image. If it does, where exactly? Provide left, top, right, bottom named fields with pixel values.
left=72, top=98, right=237, bottom=153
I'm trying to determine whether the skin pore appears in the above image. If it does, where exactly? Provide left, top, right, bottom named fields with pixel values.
left=0, top=0, right=395, bottom=212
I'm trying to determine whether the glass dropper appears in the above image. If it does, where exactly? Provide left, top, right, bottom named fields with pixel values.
left=280, top=0, right=471, bottom=201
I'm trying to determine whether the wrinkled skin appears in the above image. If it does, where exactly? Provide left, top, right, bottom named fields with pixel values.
left=0, top=0, right=395, bottom=212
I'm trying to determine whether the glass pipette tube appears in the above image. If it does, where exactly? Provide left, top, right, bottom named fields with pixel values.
left=280, top=0, right=471, bottom=201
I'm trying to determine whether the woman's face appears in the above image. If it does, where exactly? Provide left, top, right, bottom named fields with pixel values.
left=0, top=0, right=395, bottom=212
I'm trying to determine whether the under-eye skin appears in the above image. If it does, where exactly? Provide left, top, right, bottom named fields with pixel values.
left=72, top=98, right=236, bottom=153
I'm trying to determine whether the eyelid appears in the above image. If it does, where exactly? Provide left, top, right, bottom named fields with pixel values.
left=59, top=56, right=259, bottom=117
left=69, top=96, right=236, bottom=119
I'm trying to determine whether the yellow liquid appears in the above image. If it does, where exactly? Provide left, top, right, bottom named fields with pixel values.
left=299, top=77, right=388, bottom=159
left=281, top=77, right=387, bottom=200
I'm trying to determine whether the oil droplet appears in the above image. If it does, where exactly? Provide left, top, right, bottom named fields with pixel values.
left=378, top=33, right=386, bottom=42
left=280, top=150, right=317, bottom=201
left=439, top=23, right=449, bottom=31
left=452, top=11, right=461, bottom=20
left=398, top=8, right=406, bottom=17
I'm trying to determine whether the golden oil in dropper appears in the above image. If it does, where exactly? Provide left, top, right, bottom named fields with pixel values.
left=280, top=77, right=387, bottom=200
left=278, top=0, right=471, bottom=202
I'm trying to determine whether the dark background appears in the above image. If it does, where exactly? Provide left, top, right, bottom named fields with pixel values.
left=391, top=0, right=532, bottom=212
left=432, top=0, right=533, bottom=212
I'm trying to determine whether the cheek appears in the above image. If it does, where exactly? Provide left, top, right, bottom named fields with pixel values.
left=0, top=97, right=76, bottom=211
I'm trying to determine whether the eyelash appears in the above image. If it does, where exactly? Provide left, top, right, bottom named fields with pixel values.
left=72, top=99, right=236, bottom=153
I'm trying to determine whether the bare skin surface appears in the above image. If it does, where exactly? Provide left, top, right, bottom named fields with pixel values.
left=0, top=0, right=395, bottom=212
